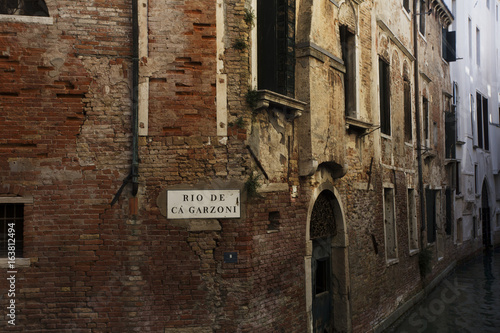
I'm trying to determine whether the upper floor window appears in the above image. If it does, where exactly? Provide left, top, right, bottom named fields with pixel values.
left=419, top=0, right=426, bottom=35
left=442, top=28, right=457, bottom=62
left=444, top=94, right=456, bottom=159
left=0, top=0, right=49, bottom=16
left=340, top=25, right=356, bottom=118
left=379, top=58, right=391, bottom=135
left=257, top=0, right=295, bottom=98
left=476, top=92, right=489, bottom=150
left=404, top=77, right=412, bottom=142
left=423, top=96, right=429, bottom=144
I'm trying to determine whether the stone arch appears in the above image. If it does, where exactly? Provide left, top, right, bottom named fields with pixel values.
left=339, top=0, right=357, bottom=34
left=305, top=177, right=350, bottom=333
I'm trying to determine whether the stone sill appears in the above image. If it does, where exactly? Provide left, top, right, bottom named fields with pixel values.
left=409, top=249, right=420, bottom=257
left=386, top=258, right=399, bottom=266
left=254, top=90, right=306, bottom=120
left=0, top=14, right=53, bottom=24
left=345, top=116, right=375, bottom=135
left=0, top=258, right=31, bottom=268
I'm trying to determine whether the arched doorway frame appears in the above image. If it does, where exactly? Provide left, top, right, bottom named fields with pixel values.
left=305, top=180, right=350, bottom=332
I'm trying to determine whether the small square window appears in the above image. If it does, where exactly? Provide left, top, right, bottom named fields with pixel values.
left=0, top=203, right=24, bottom=258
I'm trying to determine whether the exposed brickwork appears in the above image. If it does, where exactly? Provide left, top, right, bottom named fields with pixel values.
left=0, top=0, right=494, bottom=332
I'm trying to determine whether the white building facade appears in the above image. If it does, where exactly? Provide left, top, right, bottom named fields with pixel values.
left=444, top=0, right=500, bottom=248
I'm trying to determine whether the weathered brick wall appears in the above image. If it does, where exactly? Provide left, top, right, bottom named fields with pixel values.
left=0, top=1, right=481, bottom=332
left=0, top=0, right=137, bottom=330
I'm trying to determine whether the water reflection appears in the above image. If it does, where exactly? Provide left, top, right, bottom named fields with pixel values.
left=387, top=247, right=500, bottom=333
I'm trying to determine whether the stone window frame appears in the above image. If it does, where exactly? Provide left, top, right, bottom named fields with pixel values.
left=0, top=0, right=52, bottom=24
left=407, top=188, right=419, bottom=254
left=0, top=14, right=52, bottom=24
left=0, top=196, right=33, bottom=268
left=403, top=75, right=412, bottom=143
left=383, top=185, right=398, bottom=264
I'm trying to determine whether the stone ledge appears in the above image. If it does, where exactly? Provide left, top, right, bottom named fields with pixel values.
left=253, top=90, right=306, bottom=121
left=0, top=14, right=53, bottom=24
left=0, top=258, right=31, bottom=268
left=257, top=183, right=289, bottom=193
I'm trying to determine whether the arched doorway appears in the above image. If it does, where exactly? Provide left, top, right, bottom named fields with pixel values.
left=481, top=181, right=491, bottom=248
left=306, top=184, right=350, bottom=333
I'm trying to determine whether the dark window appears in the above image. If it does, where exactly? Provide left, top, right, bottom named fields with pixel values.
left=403, top=0, right=411, bottom=13
left=442, top=28, right=457, bottom=62
left=456, top=161, right=461, bottom=194
left=445, top=187, right=452, bottom=235
left=404, top=78, right=412, bottom=142
left=445, top=103, right=456, bottom=159
left=315, top=257, right=331, bottom=295
left=423, top=97, right=429, bottom=143
left=0, top=0, right=49, bottom=16
left=268, top=211, right=280, bottom=231
left=474, top=164, right=478, bottom=194
left=473, top=216, right=477, bottom=238
left=341, top=25, right=356, bottom=117
left=0, top=203, right=24, bottom=258
left=257, top=0, right=295, bottom=97
left=425, top=189, right=436, bottom=243
left=476, top=92, right=489, bottom=150
left=379, top=58, right=391, bottom=135
left=420, top=0, right=426, bottom=35
left=482, top=96, right=489, bottom=150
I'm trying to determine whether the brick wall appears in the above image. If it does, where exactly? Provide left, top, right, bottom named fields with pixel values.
left=0, top=0, right=484, bottom=332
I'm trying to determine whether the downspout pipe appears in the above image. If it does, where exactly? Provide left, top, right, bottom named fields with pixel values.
left=131, top=0, right=139, bottom=197
left=110, top=0, right=139, bottom=206
left=414, top=0, right=425, bottom=249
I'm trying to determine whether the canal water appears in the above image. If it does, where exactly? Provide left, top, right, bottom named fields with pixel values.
left=387, top=247, right=500, bottom=333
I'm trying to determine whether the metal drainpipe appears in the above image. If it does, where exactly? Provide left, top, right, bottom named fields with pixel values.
left=131, top=0, right=139, bottom=197
left=414, top=0, right=425, bottom=249
left=110, top=0, right=139, bottom=206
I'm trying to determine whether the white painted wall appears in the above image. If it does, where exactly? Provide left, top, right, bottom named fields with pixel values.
left=444, top=0, right=500, bottom=241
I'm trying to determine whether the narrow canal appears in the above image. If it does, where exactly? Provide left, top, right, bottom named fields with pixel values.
left=387, top=247, right=500, bottom=333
